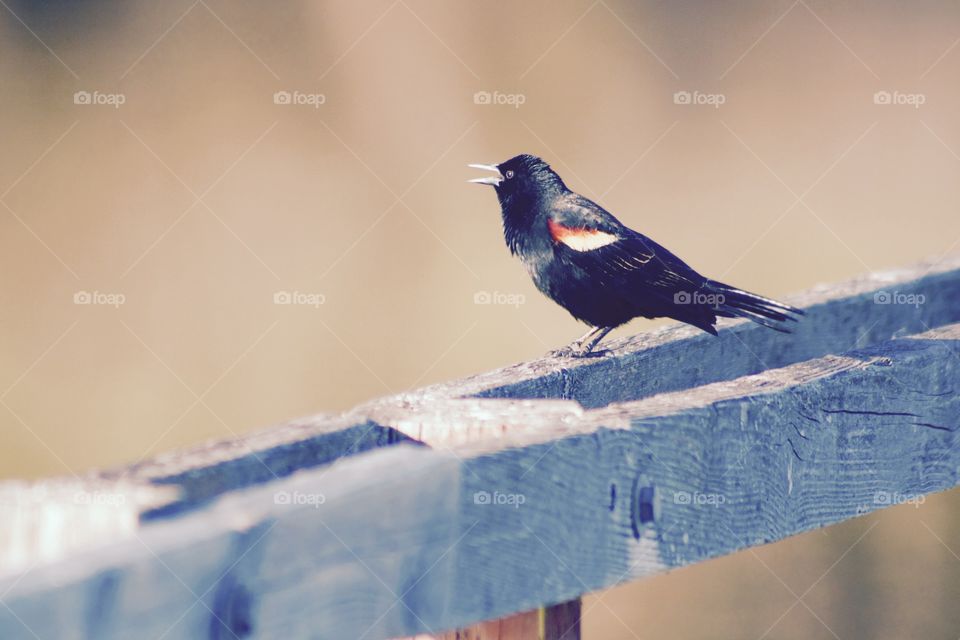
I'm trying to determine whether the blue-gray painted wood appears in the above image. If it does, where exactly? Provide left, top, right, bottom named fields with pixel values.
left=1, top=322, right=957, bottom=639
left=425, top=255, right=960, bottom=407
left=1, top=446, right=460, bottom=640
left=117, top=254, right=960, bottom=520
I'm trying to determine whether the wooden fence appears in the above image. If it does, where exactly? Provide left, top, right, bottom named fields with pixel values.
left=1, top=255, right=959, bottom=639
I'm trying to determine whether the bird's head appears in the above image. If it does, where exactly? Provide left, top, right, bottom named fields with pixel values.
left=468, top=154, right=566, bottom=207
left=469, top=154, right=568, bottom=254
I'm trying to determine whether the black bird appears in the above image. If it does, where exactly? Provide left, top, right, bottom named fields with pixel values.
left=469, top=154, right=804, bottom=357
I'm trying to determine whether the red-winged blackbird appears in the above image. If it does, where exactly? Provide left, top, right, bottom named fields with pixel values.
left=469, top=154, right=804, bottom=357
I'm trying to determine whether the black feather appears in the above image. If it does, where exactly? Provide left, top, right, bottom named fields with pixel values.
left=474, top=153, right=804, bottom=351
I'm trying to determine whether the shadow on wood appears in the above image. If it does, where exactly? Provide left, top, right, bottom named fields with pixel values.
left=0, top=255, right=958, bottom=639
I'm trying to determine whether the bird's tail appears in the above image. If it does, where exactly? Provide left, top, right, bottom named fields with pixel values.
left=708, top=281, right=805, bottom=333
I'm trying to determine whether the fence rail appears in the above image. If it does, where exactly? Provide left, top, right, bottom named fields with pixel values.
left=1, top=255, right=959, bottom=640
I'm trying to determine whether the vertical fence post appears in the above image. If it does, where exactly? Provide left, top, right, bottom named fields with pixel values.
left=438, top=599, right=581, bottom=640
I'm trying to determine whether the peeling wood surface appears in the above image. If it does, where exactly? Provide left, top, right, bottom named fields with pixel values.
left=0, top=256, right=958, bottom=639
left=409, top=254, right=960, bottom=405
left=0, top=325, right=957, bottom=638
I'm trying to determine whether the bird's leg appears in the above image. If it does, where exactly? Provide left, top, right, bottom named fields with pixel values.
left=574, top=326, right=614, bottom=357
left=549, top=326, right=605, bottom=358
left=573, top=326, right=602, bottom=348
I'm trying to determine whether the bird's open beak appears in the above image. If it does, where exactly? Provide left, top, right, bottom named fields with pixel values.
left=467, top=163, right=503, bottom=186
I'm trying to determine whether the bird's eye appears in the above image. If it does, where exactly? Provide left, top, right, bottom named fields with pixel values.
left=505, top=170, right=515, bottom=179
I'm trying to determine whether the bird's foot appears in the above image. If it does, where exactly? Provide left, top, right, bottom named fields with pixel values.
left=548, top=345, right=611, bottom=359
left=548, top=326, right=615, bottom=358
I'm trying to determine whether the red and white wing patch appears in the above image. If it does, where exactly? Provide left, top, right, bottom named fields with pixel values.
left=547, top=219, right=619, bottom=252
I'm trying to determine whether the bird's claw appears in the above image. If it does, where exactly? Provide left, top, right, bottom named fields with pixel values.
left=578, top=348, right=611, bottom=358
left=548, top=345, right=611, bottom=359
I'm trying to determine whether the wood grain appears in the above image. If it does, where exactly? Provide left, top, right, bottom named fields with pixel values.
left=0, top=320, right=956, bottom=639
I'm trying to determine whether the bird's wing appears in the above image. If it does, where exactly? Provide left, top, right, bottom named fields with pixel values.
left=547, top=195, right=802, bottom=334
left=547, top=196, right=708, bottom=298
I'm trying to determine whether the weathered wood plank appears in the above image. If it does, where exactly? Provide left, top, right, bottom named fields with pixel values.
left=0, top=446, right=461, bottom=640
left=0, top=416, right=411, bottom=575
left=0, top=480, right=176, bottom=574
left=123, top=415, right=411, bottom=519
left=447, top=325, right=958, bottom=606
left=101, top=253, right=960, bottom=518
left=414, top=254, right=960, bottom=407
left=2, top=324, right=956, bottom=639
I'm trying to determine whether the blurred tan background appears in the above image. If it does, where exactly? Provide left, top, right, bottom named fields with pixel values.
left=1, top=1, right=959, bottom=637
